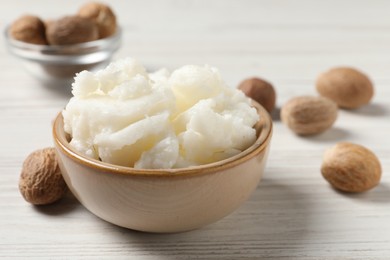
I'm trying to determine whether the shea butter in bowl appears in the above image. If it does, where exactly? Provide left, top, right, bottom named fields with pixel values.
left=52, top=59, right=273, bottom=233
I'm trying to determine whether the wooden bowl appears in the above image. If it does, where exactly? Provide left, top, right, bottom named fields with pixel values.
left=52, top=102, right=273, bottom=233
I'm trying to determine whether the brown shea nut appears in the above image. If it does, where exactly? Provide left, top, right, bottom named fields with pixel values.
left=78, top=2, right=117, bottom=38
left=19, top=147, right=68, bottom=205
left=316, top=67, right=374, bottom=109
left=46, top=15, right=99, bottom=45
left=44, top=19, right=55, bottom=30
left=321, top=142, right=381, bottom=193
left=9, top=15, right=47, bottom=45
left=238, top=77, right=276, bottom=113
left=280, top=96, right=338, bottom=135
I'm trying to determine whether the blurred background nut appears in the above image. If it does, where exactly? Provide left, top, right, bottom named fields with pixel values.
left=46, top=15, right=99, bottom=45
left=281, top=96, right=338, bottom=135
left=9, top=15, right=47, bottom=45
left=238, top=77, right=276, bottom=113
left=316, top=67, right=374, bottom=109
left=78, top=2, right=117, bottom=38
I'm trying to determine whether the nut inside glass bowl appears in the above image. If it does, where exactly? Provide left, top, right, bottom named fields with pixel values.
left=4, top=26, right=122, bottom=88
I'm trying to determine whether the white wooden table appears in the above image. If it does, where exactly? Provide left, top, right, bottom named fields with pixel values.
left=1, top=0, right=390, bottom=259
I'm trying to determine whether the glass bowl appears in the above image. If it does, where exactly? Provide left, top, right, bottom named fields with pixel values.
left=4, top=26, right=122, bottom=88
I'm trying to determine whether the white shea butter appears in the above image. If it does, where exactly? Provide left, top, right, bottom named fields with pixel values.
left=63, top=58, right=259, bottom=169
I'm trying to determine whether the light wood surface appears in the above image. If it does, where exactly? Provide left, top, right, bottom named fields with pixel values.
left=1, top=0, right=389, bottom=259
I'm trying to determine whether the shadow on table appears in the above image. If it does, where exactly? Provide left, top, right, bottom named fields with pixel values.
left=332, top=182, right=390, bottom=204
left=270, top=106, right=281, bottom=121
left=32, top=192, right=82, bottom=216
left=302, top=126, right=351, bottom=143
left=344, top=102, right=388, bottom=117
left=104, top=177, right=314, bottom=259
left=42, top=81, right=73, bottom=99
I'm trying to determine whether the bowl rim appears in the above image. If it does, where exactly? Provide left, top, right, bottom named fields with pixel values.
left=53, top=101, right=273, bottom=177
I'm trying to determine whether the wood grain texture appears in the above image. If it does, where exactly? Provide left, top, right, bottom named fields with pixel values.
left=1, top=0, right=390, bottom=259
